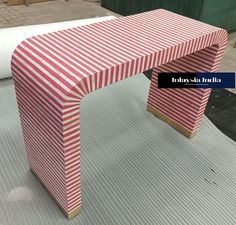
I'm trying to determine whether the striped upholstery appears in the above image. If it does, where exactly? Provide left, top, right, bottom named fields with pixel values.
left=11, top=9, right=227, bottom=218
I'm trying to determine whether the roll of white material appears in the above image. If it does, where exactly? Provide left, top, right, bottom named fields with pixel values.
left=0, top=16, right=116, bottom=79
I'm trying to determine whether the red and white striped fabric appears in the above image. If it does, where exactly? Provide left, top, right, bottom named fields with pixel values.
left=11, top=9, right=227, bottom=218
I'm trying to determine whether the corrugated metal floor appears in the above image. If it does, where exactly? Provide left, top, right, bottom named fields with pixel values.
left=0, top=75, right=236, bottom=225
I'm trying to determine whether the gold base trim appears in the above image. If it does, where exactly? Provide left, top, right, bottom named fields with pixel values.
left=67, top=207, right=81, bottom=220
left=30, top=168, right=81, bottom=219
left=147, top=105, right=196, bottom=138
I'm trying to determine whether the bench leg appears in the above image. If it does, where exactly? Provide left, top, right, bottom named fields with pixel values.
left=147, top=67, right=211, bottom=138
left=147, top=45, right=226, bottom=137
left=13, top=78, right=82, bottom=219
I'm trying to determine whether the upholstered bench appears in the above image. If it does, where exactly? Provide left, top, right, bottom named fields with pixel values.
left=12, top=9, right=227, bottom=218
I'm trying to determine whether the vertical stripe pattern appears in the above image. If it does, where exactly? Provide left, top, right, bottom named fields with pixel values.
left=11, top=9, right=228, bottom=216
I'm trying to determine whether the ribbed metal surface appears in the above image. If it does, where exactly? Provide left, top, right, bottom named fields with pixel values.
left=0, top=75, right=236, bottom=225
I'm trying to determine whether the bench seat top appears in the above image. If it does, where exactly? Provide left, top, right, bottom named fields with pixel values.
left=12, top=9, right=227, bottom=105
